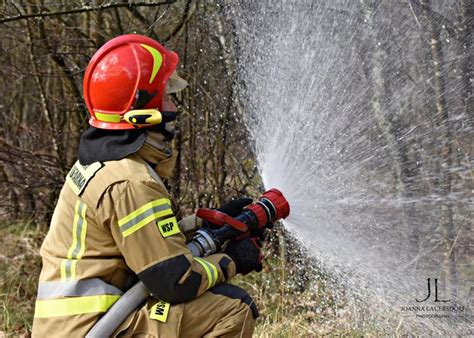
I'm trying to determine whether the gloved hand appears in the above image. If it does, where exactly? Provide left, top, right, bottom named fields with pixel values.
left=249, top=226, right=270, bottom=241
left=217, top=197, right=253, bottom=217
left=224, top=237, right=263, bottom=275
left=204, top=197, right=253, bottom=229
left=217, top=196, right=273, bottom=240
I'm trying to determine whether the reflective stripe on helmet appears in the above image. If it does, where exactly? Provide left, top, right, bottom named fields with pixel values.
left=95, top=112, right=122, bottom=123
left=193, top=257, right=218, bottom=289
left=34, top=294, right=120, bottom=318
left=140, top=44, right=163, bottom=84
left=96, top=109, right=165, bottom=127
left=117, top=198, right=173, bottom=237
left=37, top=278, right=123, bottom=299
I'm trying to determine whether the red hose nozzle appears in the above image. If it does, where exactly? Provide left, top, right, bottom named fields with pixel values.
left=245, top=188, right=290, bottom=228
left=261, top=188, right=290, bottom=220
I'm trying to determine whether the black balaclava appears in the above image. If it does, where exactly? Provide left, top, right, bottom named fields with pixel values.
left=78, top=119, right=175, bottom=165
left=78, top=127, right=148, bottom=165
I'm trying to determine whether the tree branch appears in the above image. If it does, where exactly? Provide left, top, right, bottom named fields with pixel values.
left=163, top=0, right=194, bottom=43
left=0, top=1, right=177, bottom=24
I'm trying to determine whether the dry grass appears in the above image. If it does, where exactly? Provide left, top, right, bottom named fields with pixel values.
left=229, top=228, right=391, bottom=337
left=0, top=223, right=389, bottom=337
left=0, top=222, right=43, bottom=337
left=232, top=258, right=381, bottom=337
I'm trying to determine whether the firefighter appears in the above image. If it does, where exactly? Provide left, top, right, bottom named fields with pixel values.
left=32, top=34, right=262, bottom=337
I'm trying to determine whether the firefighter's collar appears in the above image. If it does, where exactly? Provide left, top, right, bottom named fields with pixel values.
left=137, top=137, right=176, bottom=179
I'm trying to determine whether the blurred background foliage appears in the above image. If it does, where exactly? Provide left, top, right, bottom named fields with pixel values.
left=0, top=0, right=259, bottom=225
left=0, top=0, right=472, bottom=336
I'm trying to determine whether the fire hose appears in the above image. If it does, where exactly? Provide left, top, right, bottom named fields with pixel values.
left=86, top=189, right=289, bottom=337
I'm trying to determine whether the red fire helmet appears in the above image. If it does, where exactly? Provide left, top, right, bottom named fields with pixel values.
left=83, top=34, right=179, bottom=130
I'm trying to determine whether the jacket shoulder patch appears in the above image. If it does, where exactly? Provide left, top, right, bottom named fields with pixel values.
left=66, top=161, right=103, bottom=196
left=157, top=217, right=180, bottom=237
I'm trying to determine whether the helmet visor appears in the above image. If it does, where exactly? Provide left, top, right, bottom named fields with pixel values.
left=166, top=71, right=188, bottom=94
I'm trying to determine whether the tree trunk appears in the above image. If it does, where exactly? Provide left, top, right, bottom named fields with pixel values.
left=421, top=0, right=457, bottom=299
left=459, top=0, right=473, bottom=125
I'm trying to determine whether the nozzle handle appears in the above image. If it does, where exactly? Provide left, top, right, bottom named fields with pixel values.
left=196, top=209, right=249, bottom=232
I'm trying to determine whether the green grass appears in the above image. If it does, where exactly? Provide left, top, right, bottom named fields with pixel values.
left=0, top=223, right=391, bottom=337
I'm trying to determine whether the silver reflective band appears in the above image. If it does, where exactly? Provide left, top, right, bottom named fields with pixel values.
left=64, top=260, right=74, bottom=281
left=37, top=278, right=123, bottom=299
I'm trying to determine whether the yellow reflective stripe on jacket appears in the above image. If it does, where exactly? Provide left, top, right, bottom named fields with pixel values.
left=193, top=257, right=218, bottom=289
left=34, top=294, right=120, bottom=318
left=118, top=198, right=173, bottom=237
left=60, top=260, right=77, bottom=282
left=61, top=201, right=88, bottom=282
left=67, top=201, right=88, bottom=260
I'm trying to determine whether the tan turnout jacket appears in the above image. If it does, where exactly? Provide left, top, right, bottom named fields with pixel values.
left=32, top=146, right=236, bottom=337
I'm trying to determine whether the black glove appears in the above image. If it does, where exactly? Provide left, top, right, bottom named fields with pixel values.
left=224, top=237, right=263, bottom=275
left=217, top=197, right=253, bottom=217
left=204, top=197, right=253, bottom=229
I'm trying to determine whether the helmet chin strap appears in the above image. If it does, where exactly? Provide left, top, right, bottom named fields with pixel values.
left=152, top=111, right=176, bottom=141
left=160, top=111, right=177, bottom=123
left=150, top=123, right=175, bottom=142
left=146, top=123, right=175, bottom=148
left=146, top=124, right=175, bottom=154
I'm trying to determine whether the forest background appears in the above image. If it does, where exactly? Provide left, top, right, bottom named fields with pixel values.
left=0, top=0, right=472, bottom=336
